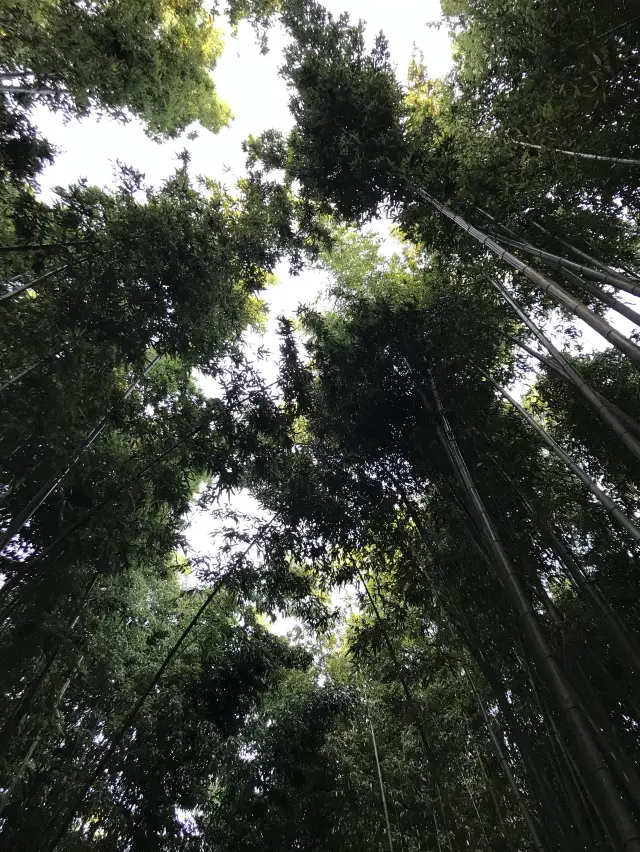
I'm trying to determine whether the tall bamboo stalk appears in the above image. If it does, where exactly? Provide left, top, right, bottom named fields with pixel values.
left=0, top=86, right=57, bottom=96
left=0, top=736, right=39, bottom=818
left=0, top=265, right=68, bottom=302
left=0, top=573, right=98, bottom=758
left=510, top=140, right=640, bottom=167
left=0, top=412, right=214, bottom=607
left=355, top=564, right=458, bottom=852
left=520, top=649, right=600, bottom=852
left=496, top=241, right=640, bottom=365
left=504, top=333, right=640, bottom=442
left=501, top=331, right=568, bottom=379
left=45, top=577, right=222, bottom=849
left=369, top=715, right=395, bottom=852
left=496, top=236, right=640, bottom=296
left=474, top=364, right=640, bottom=542
left=558, top=268, right=640, bottom=330
left=469, top=673, right=548, bottom=850
left=476, top=436, right=640, bottom=681
left=490, top=276, right=640, bottom=462
left=0, top=359, right=45, bottom=394
left=426, top=370, right=640, bottom=852
left=46, top=511, right=275, bottom=852
left=414, top=187, right=640, bottom=363
left=527, top=218, right=640, bottom=283
left=0, top=241, right=86, bottom=253
left=394, top=468, right=588, bottom=849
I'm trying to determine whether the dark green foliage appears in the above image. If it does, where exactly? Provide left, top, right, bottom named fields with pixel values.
left=2, top=2, right=640, bottom=851
left=245, top=0, right=407, bottom=221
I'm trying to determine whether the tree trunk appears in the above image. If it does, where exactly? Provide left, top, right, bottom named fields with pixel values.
left=476, top=365, right=640, bottom=542
left=0, top=265, right=68, bottom=302
left=425, top=369, right=640, bottom=852
left=510, top=139, right=640, bottom=167
left=490, top=276, right=640, bottom=462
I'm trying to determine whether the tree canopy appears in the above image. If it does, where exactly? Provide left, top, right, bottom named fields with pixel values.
left=1, top=1, right=640, bottom=850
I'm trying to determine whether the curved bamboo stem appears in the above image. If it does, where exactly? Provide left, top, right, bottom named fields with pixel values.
left=559, top=268, right=640, bottom=330
left=414, top=187, right=640, bottom=365
left=527, top=218, right=640, bottom=283
left=497, top=236, right=640, bottom=297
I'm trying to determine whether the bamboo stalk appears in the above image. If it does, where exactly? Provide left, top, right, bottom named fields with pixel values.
left=355, top=564, right=458, bottom=852
left=511, top=139, right=640, bottom=167
left=0, top=265, right=68, bottom=302
left=497, top=236, right=640, bottom=296
left=0, top=355, right=161, bottom=552
left=0, top=359, right=45, bottom=394
left=464, top=663, right=547, bottom=852
left=527, top=218, right=640, bottom=283
left=476, top=440, right=640, bottom=681
left=474, top=364, right=640, bottom=542
left=369, top=716, right=395, bottom=852
left=490, top=277, right=640, bottom=462
left=559, top=267, right=640, bottom=329
left=0, top=86, right=58, bottom=96
left=426, top=370, right=640, bottom=852
left=415, top=187, right=640, bottom=362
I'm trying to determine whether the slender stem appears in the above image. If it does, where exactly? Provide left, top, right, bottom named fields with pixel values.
left=527, top=218, right=640, bottom=283
left=474, top=363, right=640, bottom=542
left=415, top=186, right=640, bottom=300
left=0, top=265, right=68, bottom=302
left=497, top=236, right=640, bottom=296
left=0, top=86, right=58, bottom=95
left=490, top=276, right=640, bottom=461
left=559, top=267, right=640, bottom=330
left=0, top=355, right=161, bottom=552
left=510, top=139, right=640, bottom=167
left=475, top=434, right=640, bottom=680
left=355, top=564, right=456, bottom=852
left=503, top=331, right=570, bottom=380
left=0, top=241, right=86, bottom=253
left=425, top=370, right=640, bottom=852
left=0, top=359, right=45, bottom=394
left=464, top=664, right=547, bottom=852
left=369, top=715, right=395, bottom=852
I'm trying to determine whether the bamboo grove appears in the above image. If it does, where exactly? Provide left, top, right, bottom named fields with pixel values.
left=1, top=0, right=640, bottom=849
